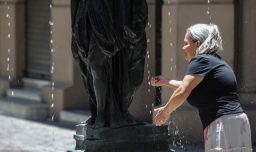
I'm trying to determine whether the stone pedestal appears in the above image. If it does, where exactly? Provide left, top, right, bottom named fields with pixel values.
left=74, top=124, right=171, bottom=152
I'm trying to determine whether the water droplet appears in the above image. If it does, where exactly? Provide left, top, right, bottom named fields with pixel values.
left=7, top=6, right=10, bottom=10
left=147, top=39, right=150, bottom=43
left=51, top=49, right=54, bottom=53
left=148, top=81, right=151, bottom=85
left=149, top=110, right=152, bottom=115
left=207, top=10, right=210, bottom=15
left=51, top=104, right=54, bottom=108
left=147, top=22, right=152, bottom=28
left=170, top=67, right=173, bottom=71
left=6, top=14, right=10, bottom=18
left=7, top=64, right=10, bottom=71
left=49, top=4, right=53, bottom=8
left=7, top=57, right=10, bottom=62
left=11, top=91, right=14, bottom=96
left=169, top=27, right=172, bottom=33
left=145, top=105, right=148, bottom=109
left=147, top=54, right=150, bottom=59
left=51, top=66, right=55, bottom=73
left=8, top=75, right=11, bottom=80
left=8, top=49, right=11, bottom=53
left=50, top=40, right=53, bottom=44
left=168, top=12, right=171, bottom=16
left=7, top=34, right=11, bottom=38
left=208, top=0, right=210, bottom=4
left=151, top=103, right=154, bottom=107
left=148, top=70, right=150, bottom=74
left=174, top=130, right=179, bottom=135
left=49, top=21, right=54, bottom=26
left=170, top=43, right=173, bottom=47
left=8, top=22, right=11, bottom=27
left=148, top=89, right=151, bottom=92
left=52, top=82, right=55, bottom=87
left=51, top=93, right=54, bottom=99
left=170, top=58, right=173, bottom=62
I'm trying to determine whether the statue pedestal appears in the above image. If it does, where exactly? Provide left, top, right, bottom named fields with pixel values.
left=74, top=123, right=171, bottom=152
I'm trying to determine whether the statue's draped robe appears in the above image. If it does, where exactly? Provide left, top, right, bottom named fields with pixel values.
left=71, top=0, right=148, bottom=128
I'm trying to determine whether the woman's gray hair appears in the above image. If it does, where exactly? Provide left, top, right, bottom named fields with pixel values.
left=186, top=23, right=223, bottom=55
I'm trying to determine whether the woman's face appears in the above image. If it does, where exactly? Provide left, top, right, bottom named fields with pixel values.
left=182, top=33, right=199, bottom=62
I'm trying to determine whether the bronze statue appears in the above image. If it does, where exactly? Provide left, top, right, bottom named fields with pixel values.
left=71, top=0, right=148, bottom=128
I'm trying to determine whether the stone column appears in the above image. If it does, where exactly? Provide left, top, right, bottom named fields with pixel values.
left=161, top=0, right=234, bottom=144
left=235, top=0, right=256, bottom=144
left=0, top=0, right=25, bottom=94
left=42, top=0, right=88, bottom=120
left=129, top=0, right=156, bottom=122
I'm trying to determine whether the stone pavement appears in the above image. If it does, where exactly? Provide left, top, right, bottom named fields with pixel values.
left=0, top=114, right=80, bottom=152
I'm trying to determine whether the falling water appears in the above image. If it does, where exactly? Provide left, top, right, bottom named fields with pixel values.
left=48, top=0, right=56, bottom=145
left=166, top=6, right=188, bottom=151
left=4, top=1, right=15, bottom=149
left=5, top=3, right=12, bottom=82
left=48, top=1, right=55, bottom=123
left=145, top=21, right=153, bottom=115
left=207, top=0, right=212, bottom=23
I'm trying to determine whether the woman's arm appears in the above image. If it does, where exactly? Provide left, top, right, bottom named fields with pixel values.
left=150, top=76, right=181, bottom=89
left=164, top=80, right=182, bottom=89
left=154, top=75, right=204, bottom=126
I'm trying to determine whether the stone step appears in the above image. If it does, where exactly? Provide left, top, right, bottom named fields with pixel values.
left=0, top=96, right=49, bottom=121
left=6, top=87, right=41, bottom=102
left=22, top=78, right=50, bottom=89
left=60, top=110, right=91, bottom=125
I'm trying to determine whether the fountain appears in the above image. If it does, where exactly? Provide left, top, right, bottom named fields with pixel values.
left=71, top=0, right=170, bottom=151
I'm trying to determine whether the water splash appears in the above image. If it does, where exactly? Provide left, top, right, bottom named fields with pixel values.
left=168, top=120, right=186, bottom=151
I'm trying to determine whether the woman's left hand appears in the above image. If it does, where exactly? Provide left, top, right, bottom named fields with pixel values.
left=154, top=106, right=170, bottom=126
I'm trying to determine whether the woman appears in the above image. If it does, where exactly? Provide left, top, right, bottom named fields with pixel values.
left=151, top=23, right=252, bottom=151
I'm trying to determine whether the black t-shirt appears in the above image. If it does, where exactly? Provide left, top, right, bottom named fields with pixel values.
left=186, top=53, right=243, bottom=129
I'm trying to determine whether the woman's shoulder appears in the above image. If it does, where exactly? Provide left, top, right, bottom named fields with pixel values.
left=192, top=53, right=222, bottom=62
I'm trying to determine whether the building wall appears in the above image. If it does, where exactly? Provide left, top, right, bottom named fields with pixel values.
left=235, top=0, right=256, bottom=145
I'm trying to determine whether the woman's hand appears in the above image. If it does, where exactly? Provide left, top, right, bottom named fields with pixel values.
left=154, top=106, right=170, bottom=126
left=150, top=75, right=168, bottom=87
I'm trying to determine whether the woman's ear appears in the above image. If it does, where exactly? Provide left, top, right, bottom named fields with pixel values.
left=196, top=41, right=201, bottom=47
